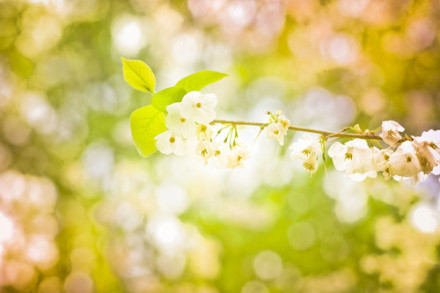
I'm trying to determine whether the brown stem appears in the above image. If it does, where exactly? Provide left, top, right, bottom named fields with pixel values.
left=211, top=119, right=383, bottom=140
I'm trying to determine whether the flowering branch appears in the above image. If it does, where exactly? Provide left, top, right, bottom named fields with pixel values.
left=211, top=119, right=383, bottom=140
left=122, top=59, right=440, bottom=184
left=154, top=95, right=439, bottom=183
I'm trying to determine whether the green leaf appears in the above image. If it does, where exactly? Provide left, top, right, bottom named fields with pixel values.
left=121, top=57, right=156, bottom=93
left=175, top=70, right=228, bottom=92
left=130, top=105, right=166, bottom=157
left=151, top=86, right=187, bottom=113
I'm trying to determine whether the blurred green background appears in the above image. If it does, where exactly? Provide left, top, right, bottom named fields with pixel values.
left=1, top=0, right=440, bottom=292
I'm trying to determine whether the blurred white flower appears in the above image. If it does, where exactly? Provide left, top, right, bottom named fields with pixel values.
left=208, top=142, right=229, bottom=169
left=414, top=129, right=440, bottom=150
left=227, top=141, right=250, bottom=168
left=196, top=124, right=213, bottom=142
left=386, top=141, right=421, bottom=180
left=180, top=91, right=217, bottom=124
left=277, top=114, right=290, bottom=133
left=410, top=203, right=439, bottom=233
left=155, top=130, right=186, bottom=155
left=290, top=134, right=322, bottom=173
left=328, top=139, right=376, bottom=181
left=413, top=129, right=440, bottom=175
left=165, top=103, right=196, bottom=139
left=196, top=140, right=214, bottom=164
left=379, top=120, right=405, bottom=145
left=266, top=123, right=286, bottom=145
left=413, top=140, right=440, bottom=175
left=372, top=147, right=393, bottom=172
left=266, top=113, right=290, bottom=145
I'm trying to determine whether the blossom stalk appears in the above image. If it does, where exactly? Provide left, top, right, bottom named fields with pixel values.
left=211, top=119, right=383, bottom=140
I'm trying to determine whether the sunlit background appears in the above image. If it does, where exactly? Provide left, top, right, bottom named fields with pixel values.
left=1, top=0, right=440, bottom=292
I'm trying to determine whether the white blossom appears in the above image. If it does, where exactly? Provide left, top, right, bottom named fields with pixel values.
left=208, top=142, right=229, bottom=169
left=277, top=114, right=290, bottom=133
left=266, top=123, right=285, bottom=145
left=227, top=141, right=250, bottom=168
left=290, top=134, right=322, bottom=173
left=266, top=113, right=290, bottom=145
left=414, top=129, right=440, bottom=151
left=196, top=140, right=215, bottom=164
left=155, top=130, right=186, bottom=155
left=385, top=141, right=421, bottom=180
left=328, top=139, right=376, bottom=181
left=180, top=91, right=217, bottom=124
left=196, top=124, right=213, bottom=141
left=372, top=147, right=393, bottom=172
left=379, top=120, right=405, bottom=146
left=412, top=140, right=440, bottom=175
left=413, top=129, right=440, bottom=175
left=165, top=103, right=196, bottom=138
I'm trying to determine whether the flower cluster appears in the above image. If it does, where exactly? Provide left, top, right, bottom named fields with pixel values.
left=125, top=60, right=439, bottom=184
left=266, top=111, right=290, bottom=145
left=155, top=95, right=440, bottom=183
left=155, top=91, right=250, bottom=168
left=289, top=134, right=323, bottom=174
left=337, top=121, right=438, bottom=182
left=289, top=121, right=440, bottom=182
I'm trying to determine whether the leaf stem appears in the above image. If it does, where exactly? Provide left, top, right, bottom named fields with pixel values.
left=211, top=119, right=383, bottom=140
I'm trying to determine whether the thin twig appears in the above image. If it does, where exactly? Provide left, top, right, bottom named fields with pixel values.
left=211, top=119, right=383, bottom=140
